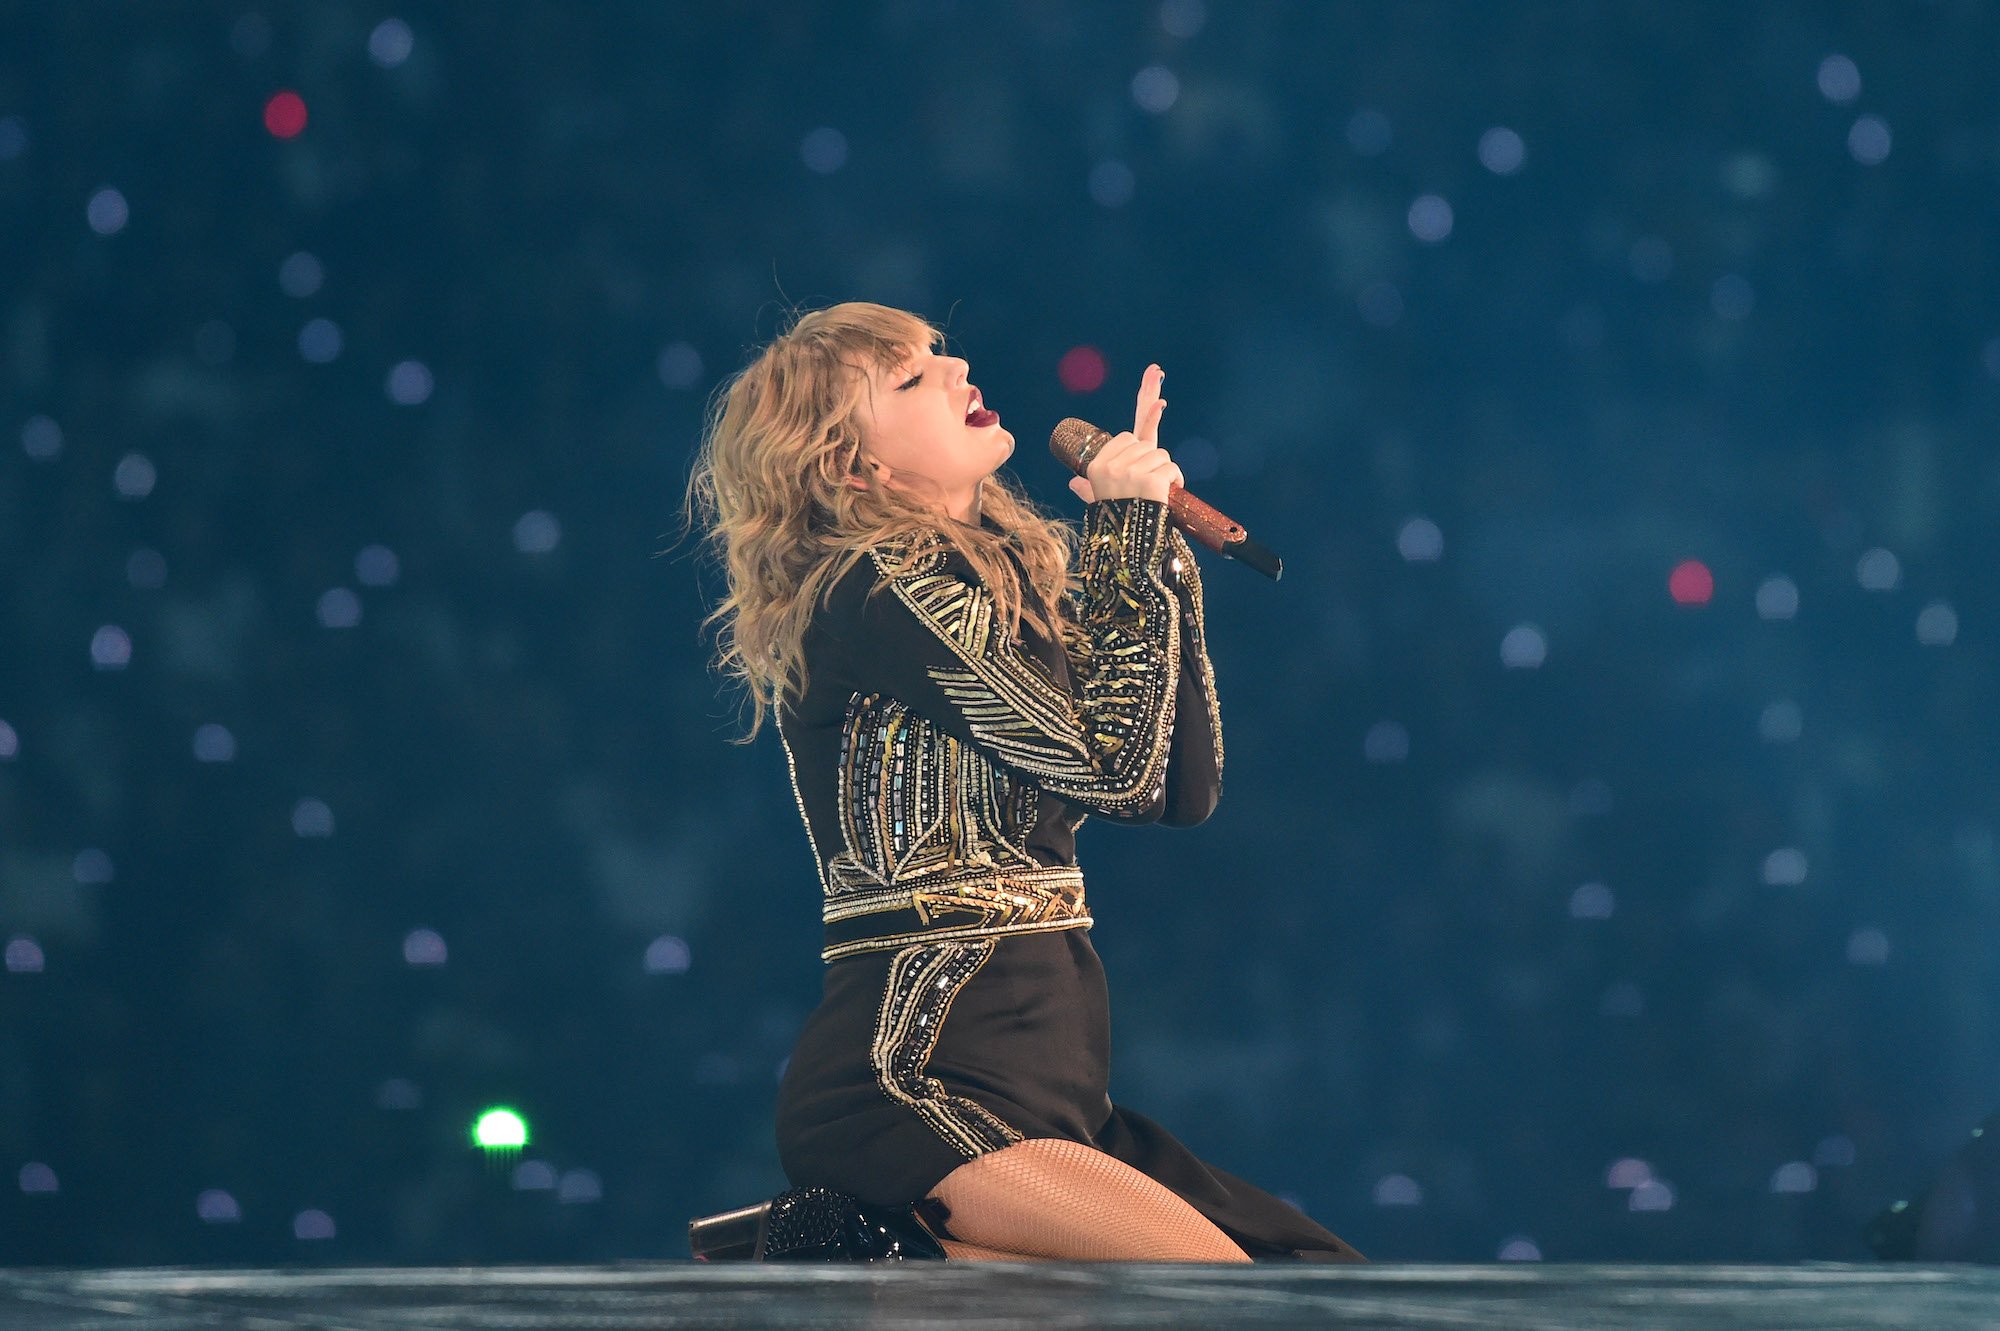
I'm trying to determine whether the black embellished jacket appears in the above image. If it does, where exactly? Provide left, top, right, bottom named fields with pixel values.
left=776, top=496, right=1222, bottom=962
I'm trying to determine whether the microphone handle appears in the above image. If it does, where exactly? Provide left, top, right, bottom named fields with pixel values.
left=1153, top=484, right=1279, bottom=580
left=1059, top=418, right=1283, bottom=580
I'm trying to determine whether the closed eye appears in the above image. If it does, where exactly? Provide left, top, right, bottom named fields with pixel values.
left=897, top=372, right=922, bottom=390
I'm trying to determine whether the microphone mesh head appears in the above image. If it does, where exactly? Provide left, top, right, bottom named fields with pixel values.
left=1049, top=417, right=1111, bottom=474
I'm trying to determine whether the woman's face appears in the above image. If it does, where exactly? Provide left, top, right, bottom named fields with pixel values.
left=851, top=342, right=1014, bottom=513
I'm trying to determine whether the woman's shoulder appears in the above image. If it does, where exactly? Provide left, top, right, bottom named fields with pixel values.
left=813, top=527, right=967, bottom=623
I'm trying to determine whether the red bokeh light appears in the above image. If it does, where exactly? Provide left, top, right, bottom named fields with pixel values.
left=264, top=91, right=308, bottom=139
left=1057, top=345, right=1107, bottom=394
left=1669, top=559, right=1714, bottom=606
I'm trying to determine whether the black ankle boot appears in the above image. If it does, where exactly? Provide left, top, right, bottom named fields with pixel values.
left=688, top=1186, right=950, bottom=1261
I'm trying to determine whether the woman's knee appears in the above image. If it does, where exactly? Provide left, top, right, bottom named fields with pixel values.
left=926, top=1137, right=1250, bottom=1262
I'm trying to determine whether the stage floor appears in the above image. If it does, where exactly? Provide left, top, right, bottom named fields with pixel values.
left=3, top=1261, right=1995, bottom=1329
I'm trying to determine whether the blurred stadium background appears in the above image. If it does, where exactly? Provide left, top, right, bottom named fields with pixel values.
left=5, top=1, right=2000, bottom=1266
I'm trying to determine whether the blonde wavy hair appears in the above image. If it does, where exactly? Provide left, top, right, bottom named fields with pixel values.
left=680, top=301, right=1080, bottom=744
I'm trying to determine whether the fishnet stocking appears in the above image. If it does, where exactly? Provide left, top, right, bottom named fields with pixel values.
left=927, top=1137, right=1252, bottom=1262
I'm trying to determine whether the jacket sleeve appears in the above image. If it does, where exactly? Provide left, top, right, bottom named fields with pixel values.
left=1157, top=526, right=1224, bottom=827
left=1059, top=523, right=1223, bottom=827
left=815, top=497, right=1183, bottom=820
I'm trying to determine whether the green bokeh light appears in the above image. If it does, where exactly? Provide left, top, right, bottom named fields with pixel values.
left=472, top=1107, right=529, bottom=1151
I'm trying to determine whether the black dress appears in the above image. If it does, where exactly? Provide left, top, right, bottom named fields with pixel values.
left=772, top=496, right=1364, bottom=1262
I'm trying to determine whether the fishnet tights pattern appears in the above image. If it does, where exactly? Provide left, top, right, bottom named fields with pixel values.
left=927, top=1137, right=1253, bottom=1262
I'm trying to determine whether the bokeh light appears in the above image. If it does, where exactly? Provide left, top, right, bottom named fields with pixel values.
left=473, top=1107, right=530, bottom=1150
left=263, top=90, right=308, bottom=138
left=1057, top=346, right=1107, bottom=394
left=1668, top=559, right=1713, bottom=605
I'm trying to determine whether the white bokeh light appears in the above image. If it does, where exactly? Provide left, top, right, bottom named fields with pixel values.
left=1362, top=721, right=1409, bottom=764
left=800, top=127, right=848, bottom=174
left=386, top=359, right=434, bottom=405
left=1407, top=194, right=1453, bottom=243
left=21, top=415, right=63, bottom=460
left=299, top=317, right=343, bottom=363
left=317, top=587, right=362, bottom=628
left=192, top=723, right=237, bottom=763
left=1477, top=126, right=1525, bottom=174
left=513, top=510, right=561, bottom=554
left=645, top=934, right=693, bottom=974
left=1847, top=927, right=1890, bottom=965
left=558, top=1168, right=603, bottom=1204
left=197, top=1189, right=243, bottom=1222
left=658, top=341, right=703, bottom=389
left=1817, top=54, right=1861, bottom=103
left=128, top=548, right=168, bottom=588
left=87, top=187, right=129, bottom=235
left=1629, top=1180, right=1675, bottom=1211
left=1916, top=601, right=1958, bottom=646
left=1848, top=115, right=1892, bottom=165
left=113, top=452, right=156, bottom=499
left=91, top=625, right=132, bottom=669
left=1131, top=65, right=1180, bottom=114
left=278, top=251, right=324, bottom=298
left=1159, top=0, right=1206, bottom=38
left=1500, top=624, right=1546, bottom=669
left=1397, top=517, right=1443, bottom=562
left=1088, top=159, right=1136, bottom=208
left=5, top=936, right=44, bottom=973
left=1569, top=882, right=1615, bottom=920
left=292, top=798, right=335, bottom=837
left=1762, top=847, right=1809, bottom=886
left=1755, top=575, right=1799, bottom=620
left=293, top=1209, right=336, bottom=1240
left=1759, top=700, right=1803, bottom=744
left=369, top=17, right=415, bottom=67
left=1856, top=547, right=1901, bottom=591
left=355, top=544, right=401, bottom=587
left=1711, top=274, right=1754, bottom=320
left=403, top=928, right=448, bottom=966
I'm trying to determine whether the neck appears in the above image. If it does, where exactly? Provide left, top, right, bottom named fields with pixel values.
left=946, top=485, right=982, bottom=528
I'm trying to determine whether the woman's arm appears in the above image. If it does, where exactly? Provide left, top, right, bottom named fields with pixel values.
left=817, top=496, right=1182, bottom=821
left=1157, top=526, right=1222, bottom=826
left=1064, top=523, right=1222, bottom=826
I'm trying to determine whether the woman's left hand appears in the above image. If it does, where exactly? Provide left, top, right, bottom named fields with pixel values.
left=1069, top=363, right=1167, bottom=503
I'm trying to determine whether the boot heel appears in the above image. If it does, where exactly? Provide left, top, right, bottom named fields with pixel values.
left=689, top=1186, right=949, bottom=1261
left=687, top=1200, right=770, bottom=1261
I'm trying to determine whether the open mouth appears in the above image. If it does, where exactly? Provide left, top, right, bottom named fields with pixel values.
left=965, top=387, right=1000, bottom=428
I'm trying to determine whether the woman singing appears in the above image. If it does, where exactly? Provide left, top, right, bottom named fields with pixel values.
left=683, top=301, right=1364, bottom=1263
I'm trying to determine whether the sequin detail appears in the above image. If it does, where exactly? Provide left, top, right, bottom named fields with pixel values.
left=890, top=498, right=1181, bottom=815
left=869, top=939, right=1023, bottom=1157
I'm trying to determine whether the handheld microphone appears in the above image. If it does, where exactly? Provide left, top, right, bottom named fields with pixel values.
left=1049, top=417, right=1283, bottom=581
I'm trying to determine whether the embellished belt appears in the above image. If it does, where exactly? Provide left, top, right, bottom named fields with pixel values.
left=820, top=862, right=1091, bottom=963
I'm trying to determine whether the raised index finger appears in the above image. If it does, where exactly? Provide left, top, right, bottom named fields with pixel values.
left=1133, top=363, right=1163, bottom=444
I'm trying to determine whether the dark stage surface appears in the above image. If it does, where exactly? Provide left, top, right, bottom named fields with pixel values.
left=3, top=1262, right=1997, bottom=1329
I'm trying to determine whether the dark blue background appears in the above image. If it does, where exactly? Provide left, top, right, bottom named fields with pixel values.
left=4, top=1, right=1998, bottom=1265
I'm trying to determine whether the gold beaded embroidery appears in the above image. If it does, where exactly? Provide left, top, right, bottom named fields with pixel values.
left=887, top=499, right=1181, bottom=815
left=807, top=498, right=1199, bottom=961
left=869, top=939, right=1024, bottom=1156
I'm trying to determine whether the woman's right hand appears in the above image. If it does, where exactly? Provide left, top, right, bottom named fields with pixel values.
left=1069, top=363, right=1184, bottom=505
